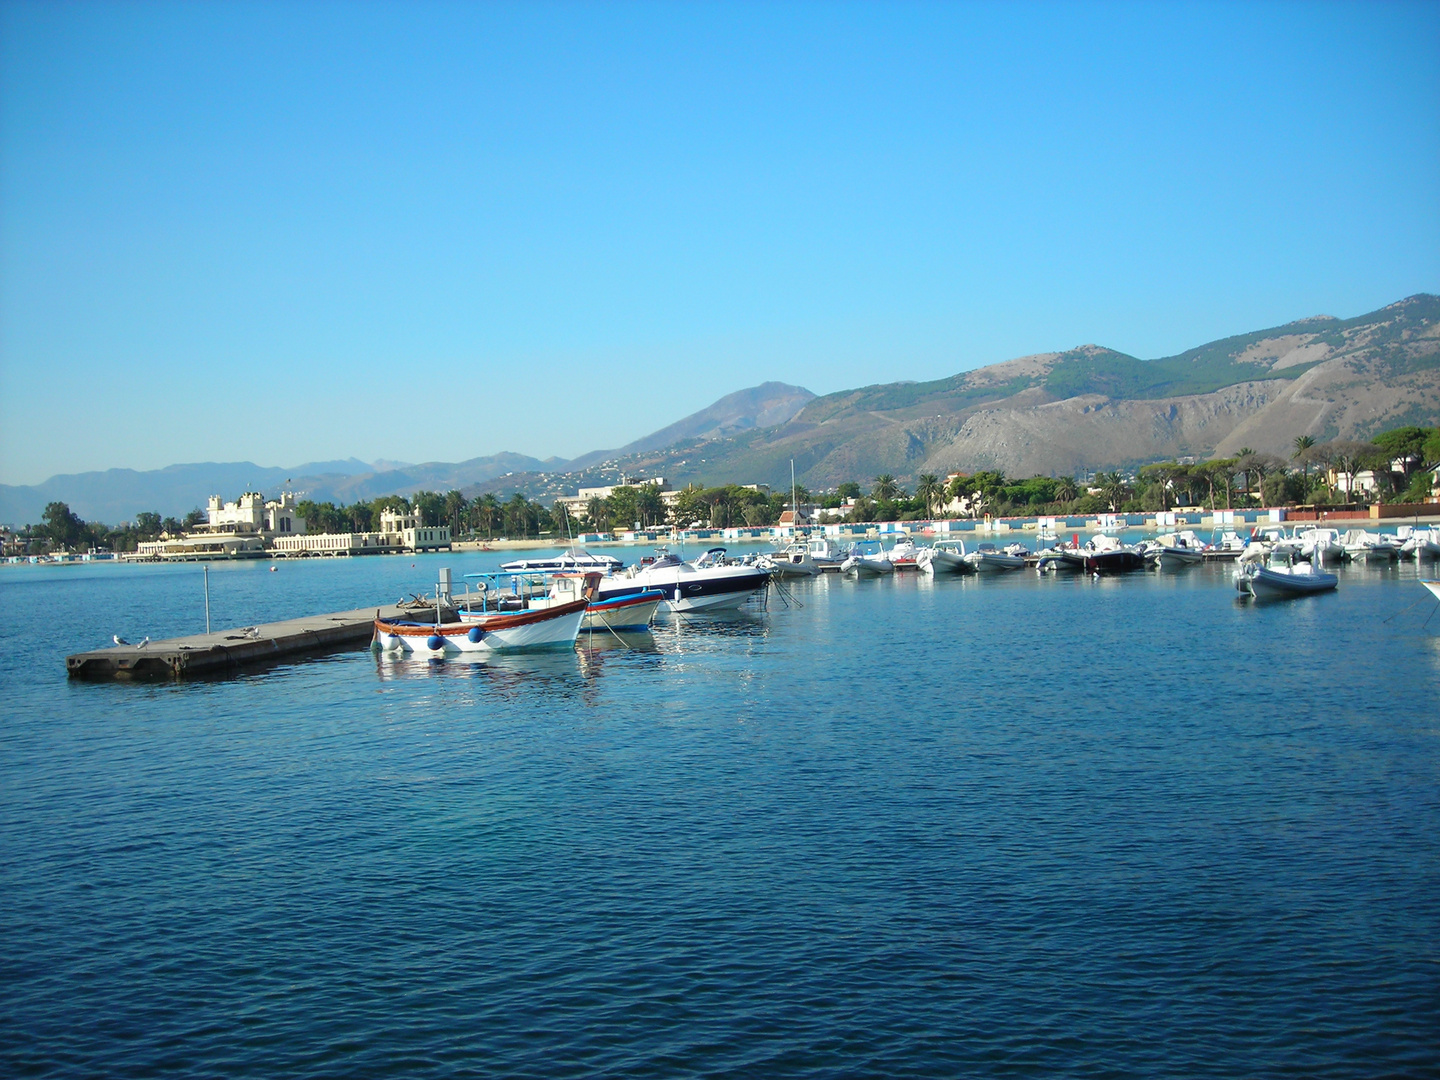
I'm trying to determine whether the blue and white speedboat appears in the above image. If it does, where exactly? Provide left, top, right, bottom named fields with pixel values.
left=595, top=548, right=768, bottom=613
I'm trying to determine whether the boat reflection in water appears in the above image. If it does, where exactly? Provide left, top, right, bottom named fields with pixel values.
left=372, top=647, right=601, bottom=704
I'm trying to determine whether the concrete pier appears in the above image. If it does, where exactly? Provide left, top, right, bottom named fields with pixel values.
left=66, top=600, right=455, bottom=680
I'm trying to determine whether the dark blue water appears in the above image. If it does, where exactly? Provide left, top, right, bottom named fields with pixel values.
left=3, top=551, right=1438, bottom=1078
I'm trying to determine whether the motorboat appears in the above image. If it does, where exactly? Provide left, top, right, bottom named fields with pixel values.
left=374, top=573, right=598, bottom=654
left=886, top=535, right=921, bottom=570
left=1240, top=526, right=1302, bottom=564
left=1295, top=527, right=1348, bottom=566
left=459, top=571, right=663, bottom=631
left=1397, top=526, right=1440, bottom=560
left=499, top=548, right=624, bottom=574
left=758, top=541, right=820, bottom=577
left=1055, top=533, right=1146, bottom=573
left=1339, top=529, right=1401, bottom=564
left=916, top=540, right=975, bottom=575
left=575, top=589, right=665, bottom=631
left=595, top=547, right=768, bottom=612
left=1154, top=530, right=1206, bottom=569
left=1036, top=539, right=1086, bottom=573
left=841, top=539, right=894, bottom=576
left=805, top=536, right=850, bottom=571
left=1422, top=580, right=1440, bottom=601
left=964, top=542, right=1027, bottom=573
left=1207, top=530, right=1248, bottom=559
left=1236, top=550, right=1338, bottom=600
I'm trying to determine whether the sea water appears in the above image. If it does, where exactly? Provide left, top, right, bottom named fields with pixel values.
left=2, top=550, right=1437, bottom=1077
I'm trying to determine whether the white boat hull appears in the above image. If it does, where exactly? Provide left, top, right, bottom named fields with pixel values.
left=917, top=547, right=971, bottom=575
left=669, top=589, right=758, bottom=612
left=966, top=552, right=1026, bottom=573
left=1237, top=565, right=1338, bottom=599
left=842, top=556, right=893, bottom=576
left=1157, top=546, right=1205, bottom=568
left=582, top=594, right=663, bottom=630
left=763, top=555, right=820, bottom=577
left=376, top=602, right=587, bottom=654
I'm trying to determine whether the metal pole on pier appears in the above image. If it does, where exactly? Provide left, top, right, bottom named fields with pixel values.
left=203, top=564, right=211, bottom=634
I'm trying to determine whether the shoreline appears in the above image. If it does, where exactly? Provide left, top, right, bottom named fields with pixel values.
left=10, top=506, right=1440, bottom=565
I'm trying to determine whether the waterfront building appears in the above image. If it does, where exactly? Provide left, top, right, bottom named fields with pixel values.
left=555, top=477, right=679, bottom=517
left=133, top=490, right=448, bottom=560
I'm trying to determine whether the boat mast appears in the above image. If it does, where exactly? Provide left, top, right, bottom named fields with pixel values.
left=791, top=459, right=799, bottom=535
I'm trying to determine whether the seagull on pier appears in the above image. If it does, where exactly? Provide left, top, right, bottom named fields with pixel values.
left=113, top=635, right=129, bottom=646
left=136, top=637, right=150, bottom=648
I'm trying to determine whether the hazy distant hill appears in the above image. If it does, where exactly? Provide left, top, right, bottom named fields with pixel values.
left=0, top=453, right=547, bottom=526
left=0, top=460, right=369, bottom=527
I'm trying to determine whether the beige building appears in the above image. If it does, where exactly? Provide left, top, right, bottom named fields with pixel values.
left=135, top=535, right=268, bottom=560
left=556, top=477, right=680, bottom=516
left=269, top=508, right=450, bottom=557
left=194, top=491, right=306, bottom=536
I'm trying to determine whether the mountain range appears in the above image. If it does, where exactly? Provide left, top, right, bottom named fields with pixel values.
left=4, top=294, right=1436, bottom=525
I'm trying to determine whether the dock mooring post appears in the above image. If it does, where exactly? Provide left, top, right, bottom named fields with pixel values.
left=203, top=565, right=211, bottom=634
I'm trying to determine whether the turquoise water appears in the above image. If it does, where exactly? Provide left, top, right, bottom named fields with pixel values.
left=3, top=551, right=1438, bottom=1077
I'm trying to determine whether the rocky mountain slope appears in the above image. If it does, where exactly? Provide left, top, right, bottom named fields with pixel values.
left=564, top=382, right=814, bottom=472
left=545, top=294, right=1438, bottom=492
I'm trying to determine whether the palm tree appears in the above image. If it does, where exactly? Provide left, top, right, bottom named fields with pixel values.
left=473, top=493, right=501, bottom=538
left=444, top=490, right=467, bottom=536
left=1054, top=476, right=1078, bottom=504
left=551, top=500, right=574, bottom=538
left=1096, top=471, right=1129, bottom=512
left=1293, top=435, right=1317, bottom=499
left=872, top=474, right=900, bottom=502
left=585, top=495, right=608, bottom=532
left=915, top=474, right=942, bottom=518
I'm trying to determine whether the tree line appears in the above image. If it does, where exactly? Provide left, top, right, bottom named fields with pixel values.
left=4, top=503, right=210, bottom=556
left=11, top=426, right=1437, bottom=554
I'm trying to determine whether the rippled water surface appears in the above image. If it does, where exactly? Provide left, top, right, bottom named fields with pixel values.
left=3, top=551, right=1439, bottom=1077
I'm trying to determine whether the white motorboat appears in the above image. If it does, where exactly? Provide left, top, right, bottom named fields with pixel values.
left=500, top=548, right=624, bottom=574
left=1339, top=529, right=1401, bottom=563
left=805, top=536, right=849, bottom=571
left=916, top=540, right=974, bottom=575
left=460, top=571, right=664, bottom=631
left=1208, top=530, right=1248, bottom=559
left=1421, top=580, right=1440, bottom=602
left=886, top=535, right=921, bottom=570
left=840, top=540, right=893, bottom=576
left=595, top=547, right=768, bottom=612
left=1236, top=551, right=1338, bottom=599
left=1240, top=526, right=1302, bottom=564
left=1295, top=527, right=1348, bottom=565
left=964, top=542, right=1027, bottom=573
left=1052, top=533, right=1147, bottom=573
left=758, top=541, right=820, bottom=577
left=1154, top=530, right=1207, bottom=569
left=1036, top=541, right=1086, bottom=573
left=1397, top=526, right=1440, bottom=560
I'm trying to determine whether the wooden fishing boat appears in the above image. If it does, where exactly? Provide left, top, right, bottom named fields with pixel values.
left=374, top=573, right=599, bottom=654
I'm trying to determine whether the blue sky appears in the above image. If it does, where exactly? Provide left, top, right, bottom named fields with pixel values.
left=2, top=0, right=1437, bottom=486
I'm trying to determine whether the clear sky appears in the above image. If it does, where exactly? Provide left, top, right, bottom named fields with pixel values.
left=1, top=0, right=1437, bottom=486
